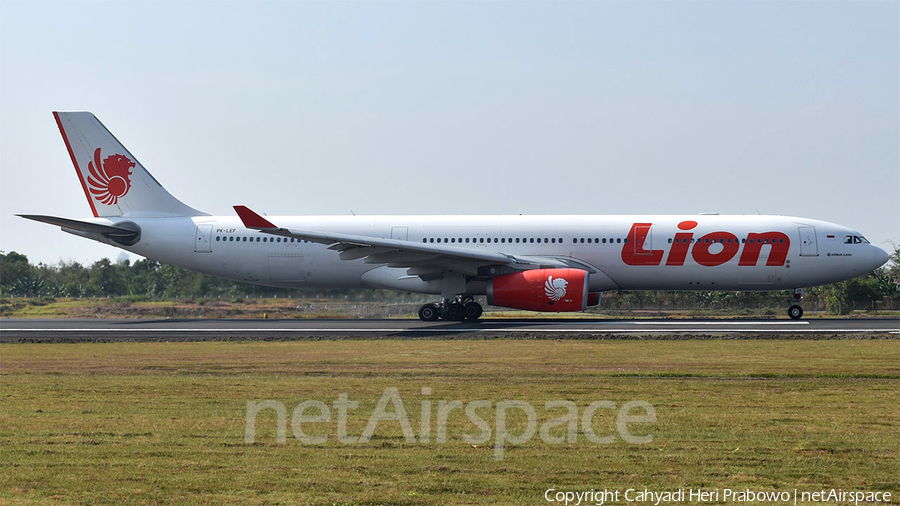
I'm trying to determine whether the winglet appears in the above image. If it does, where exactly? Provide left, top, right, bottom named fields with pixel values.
left=233, top=205, right=277, bottom=229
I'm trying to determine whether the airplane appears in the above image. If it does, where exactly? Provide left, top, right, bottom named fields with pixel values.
left=19, top=112, right=890, bottom=321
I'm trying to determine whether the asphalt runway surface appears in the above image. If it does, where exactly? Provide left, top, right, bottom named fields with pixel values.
left=1, top=317, right=898, bottom=342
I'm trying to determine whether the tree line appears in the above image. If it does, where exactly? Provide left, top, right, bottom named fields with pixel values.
left=0, top=251, right=408, bottom=302
left=1, top=248, right=898, bottom=314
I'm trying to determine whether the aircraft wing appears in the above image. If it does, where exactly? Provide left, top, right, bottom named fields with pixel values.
left=233, top=205, right=591, bottom=277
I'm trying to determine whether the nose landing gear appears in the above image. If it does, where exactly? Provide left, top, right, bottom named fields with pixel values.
left=788, top=288, right=805, bottom=320
left=418, top=297, right=483, bottom=321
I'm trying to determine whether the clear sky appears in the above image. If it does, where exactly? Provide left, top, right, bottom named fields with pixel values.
left=1, top=0, right=898, bottom=266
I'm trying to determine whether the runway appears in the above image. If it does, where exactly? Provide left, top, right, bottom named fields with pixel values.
left=1, top=317, right=898, bottom=342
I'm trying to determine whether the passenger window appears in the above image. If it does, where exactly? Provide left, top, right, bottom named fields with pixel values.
left=580, top=238, right=584, bottom=243
left=480, top=238, right=485, bottom=243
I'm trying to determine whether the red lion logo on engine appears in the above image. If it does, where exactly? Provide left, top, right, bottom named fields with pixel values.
left=87, top=148, right=135, bottom=205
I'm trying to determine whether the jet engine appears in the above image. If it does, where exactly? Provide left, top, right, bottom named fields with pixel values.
left=487, top=268, right=589, bottom=312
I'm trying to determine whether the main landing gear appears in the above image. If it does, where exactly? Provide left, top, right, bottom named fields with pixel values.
left=788, top=288, right=804, bottom=320
left=418, top=297, right=483, bottom=321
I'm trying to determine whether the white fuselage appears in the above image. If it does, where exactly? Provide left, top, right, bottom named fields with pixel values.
left=91, top=214, right=887, bottom=295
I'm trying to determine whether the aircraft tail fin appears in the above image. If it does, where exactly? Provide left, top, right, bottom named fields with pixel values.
left=53, top=112, right=206, bottom=218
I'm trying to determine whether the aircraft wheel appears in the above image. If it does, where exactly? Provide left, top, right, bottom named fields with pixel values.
left=463, top=301, right=483, bottom=320
left=445, top=303, right=466, bottom=321
left=418, top=303, right=440, bottom=321
left=788, top=305, right=803, bottom=320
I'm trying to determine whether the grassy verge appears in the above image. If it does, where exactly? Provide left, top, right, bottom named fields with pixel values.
left=2, top=297, right=898, bottom=319
left=1, top=340, right=898, bottom=505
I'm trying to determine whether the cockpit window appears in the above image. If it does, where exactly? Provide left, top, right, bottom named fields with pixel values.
left=859, top=236, right=870, bottom=244
left=846, top=235, right=870, bottom=244
left=844, top=236, right=853, bottom=244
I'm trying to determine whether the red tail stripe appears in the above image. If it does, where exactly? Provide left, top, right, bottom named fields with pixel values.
left=53, top=112, right=98, bottom=217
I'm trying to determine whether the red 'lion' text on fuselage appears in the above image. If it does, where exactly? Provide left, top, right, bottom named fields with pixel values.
left=622, top=221, right=790, bottom=267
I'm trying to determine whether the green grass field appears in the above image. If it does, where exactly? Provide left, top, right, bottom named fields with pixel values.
left=1, top=339, right=898, bottom=505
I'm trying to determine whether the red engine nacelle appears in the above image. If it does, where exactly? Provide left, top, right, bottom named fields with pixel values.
left=487, top=268, right=589, bottom=313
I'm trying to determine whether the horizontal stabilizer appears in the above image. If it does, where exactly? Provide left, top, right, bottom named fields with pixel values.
left=18, top=214, right=140, bottom=244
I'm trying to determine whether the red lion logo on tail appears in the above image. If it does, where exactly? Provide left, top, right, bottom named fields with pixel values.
left=87, top=148, right=134, bottom=205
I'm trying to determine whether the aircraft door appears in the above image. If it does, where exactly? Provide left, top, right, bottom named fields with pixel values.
left=633, top=224, right=652, bottom=255
left=194, top=224, right=213, bottom=253
left=799, top=227, right=818, bottom=256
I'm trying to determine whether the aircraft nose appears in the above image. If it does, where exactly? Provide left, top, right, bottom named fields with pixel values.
left=872, top=245, right=890, bottom=270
